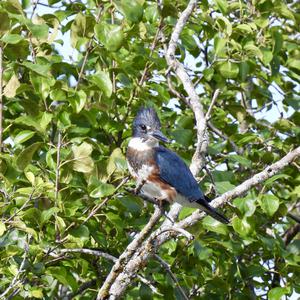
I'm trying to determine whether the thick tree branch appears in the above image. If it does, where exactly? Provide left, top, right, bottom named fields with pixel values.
left=166, top=0, right=208, bottom=175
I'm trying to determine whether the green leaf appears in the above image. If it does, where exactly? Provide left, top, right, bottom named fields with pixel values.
left=264, top=174, right=290, bottom=186
left=69, top=90, right=87, bottom=113
left=262, top=49, right=273, bottom=65
left=89, top=71, right=113, bottom=98
left=107, top=148, right=126, bottom=176
left=244, top=43, right=263, bottom=60
left=171, top=129, right=193, bottom=147
left=233, top=197, right=256, bottom=217
left=22, top=61, right=50, bottom=77
left=30, top=289, right=43, bottom=299
left=235, top=24, right=253, bottom=33
left=27, top=23, right=49, bottom=39
left=14, top=130, right=35, bottom=144
left=69, top=225, right=89, bottom=239
left=106, top=212, right=126, bottom=230
left=0, top=12, right=10, bottom=33
left=203, top=68, right=214, bottom=81
left=40, top=112, right=53, bottom=133
left=228, top=154, right=252, bottom=167
left=94, top=23, right=124, bottom=52
left=202, top=216, right=229, bottom=235
left=1, top=33, right=24, bottom=44
left=144, top=3, right=159, bottom=23
left=214, top=36, right=227, bottom=56
left=215, top=181, right=235, bottom=194
left=219, top=61, right=239, bottom=78
left=47, top=267, right=68, bottom=286
left=217, top=16, right=232, bottom=36
left=40, top=208, right=59, bottom=226
left=239, top=61, right=250, bottom=81
left=16, top=142, right=43, bottom=170
left=117, top=0, right=143, bottom=23
left=72, top=142, right=94, bottom=173
left=214, top=0, right=228, bottom=14
left=260, top=194, right=280, bottom=217
left=287, top=59, right=300, bottom=72
left=232, top=217, right=252, bottom=236
left=90, top=182, right=115, bottom=198
left=70, top=13, right=94, bottom=48
left=268, top=287, right=290, bottom=300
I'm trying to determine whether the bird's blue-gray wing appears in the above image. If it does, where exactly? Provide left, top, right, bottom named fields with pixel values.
left=155, top=146, right=204, bottom=201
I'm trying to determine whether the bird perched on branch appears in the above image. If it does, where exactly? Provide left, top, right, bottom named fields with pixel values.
left=126, top=107, right=229, bottom=224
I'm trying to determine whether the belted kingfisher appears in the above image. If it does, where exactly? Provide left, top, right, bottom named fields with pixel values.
left=126, top=107, right=229, bottom=224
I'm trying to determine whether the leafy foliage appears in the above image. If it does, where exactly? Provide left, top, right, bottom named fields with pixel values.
left=0, top=0, right=299, bottom=299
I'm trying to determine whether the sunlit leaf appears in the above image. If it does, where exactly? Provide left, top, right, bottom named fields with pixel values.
left=260, top=194, right=280, bottom=217
left=14, top=130, right=35, bottom=144
left=3, top=74, right=20, bottom=97
left=72, top=142, right=94, bottom=173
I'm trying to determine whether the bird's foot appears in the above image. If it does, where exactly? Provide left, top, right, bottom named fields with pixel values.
left=134, top=180, right=146, bottom=195
left=155, top=198, right=174, bottom=224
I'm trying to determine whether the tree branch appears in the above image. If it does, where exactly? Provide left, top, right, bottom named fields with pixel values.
left=56, top=248, right=117, bottom=262
left=177, top=146, right=300, bottom=229
left=154, top=254, right=189, bottom=300
left=166, top=0, right=208, bottom=175
left=0, top=240, right=29, bottom=299
left=205, top=89, right=220, bottom=121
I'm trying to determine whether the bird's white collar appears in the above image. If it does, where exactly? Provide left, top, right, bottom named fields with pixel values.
left=128, top=137, right=158, bottom=151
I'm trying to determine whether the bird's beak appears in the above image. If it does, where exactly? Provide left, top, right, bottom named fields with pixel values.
left=149, top=130, right=171, bottom=143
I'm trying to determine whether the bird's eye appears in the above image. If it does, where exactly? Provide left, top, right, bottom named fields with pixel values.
left=140, top=124, right=147, bottom=131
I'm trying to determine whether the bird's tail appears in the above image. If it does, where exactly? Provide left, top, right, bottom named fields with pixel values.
left=196, top=199, right=229, bottom=224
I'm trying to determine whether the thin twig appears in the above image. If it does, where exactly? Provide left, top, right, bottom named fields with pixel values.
left=56, top=248, right=117, bottom=262
left=207, top=121, right=242, bottom=155
left=82, top=176, right=129, bottom=225
left=205, top=89, right=220, bottom=121
left=0, top=241, right=29, bottom=299
left=136, top=274, right=163, bottom=296
left=154, top=254, right=189, bottom=300
left=286, top=213, right=300, bottom=224
left=5, top=189, right=35, bottom=224
left=55, top=130, right=61, bottom=201
left=67, top=279, right=97, bottom=300
left=75, top=5, right=104, bottom=91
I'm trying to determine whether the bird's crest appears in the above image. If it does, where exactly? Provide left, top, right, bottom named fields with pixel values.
left=133, top=107, right=161, bottom=129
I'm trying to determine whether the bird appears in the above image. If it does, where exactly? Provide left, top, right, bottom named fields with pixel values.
left=126, top=107, right=229, bottom=224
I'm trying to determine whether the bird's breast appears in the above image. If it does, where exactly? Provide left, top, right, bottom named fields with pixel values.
left=126, top=145, right=156, bottom=179
left=126, top=144, right=177, bottom=203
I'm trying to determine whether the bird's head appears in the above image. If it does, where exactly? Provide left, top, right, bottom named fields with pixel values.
left=132, top=107, right=170, bottom=144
